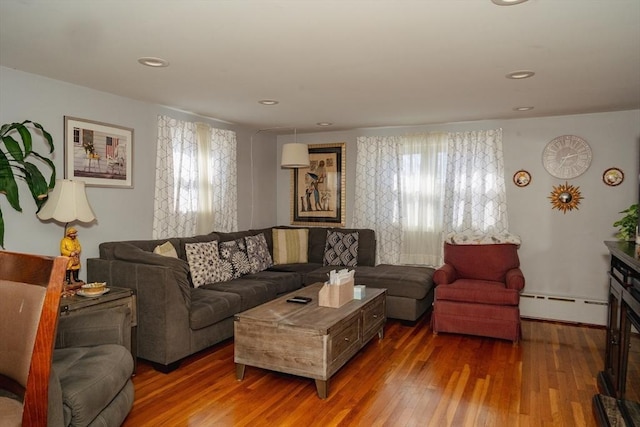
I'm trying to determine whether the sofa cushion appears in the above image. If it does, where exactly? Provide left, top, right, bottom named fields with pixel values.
left=272, top=228, right=308, bottom=264
left=185, top=241, right=232, bottom=287
left=52, top=344, right=133, bottom=427
left=435, top=279, right=520, bottom=306
left=244, top=270, right=302, bottom=295
left=189, top=289, right=242, bottom=330
left=202, top=279, right=278, bottom=311
left=305, top=264, right=434, bottom=300
left=245, top=233, right=273, bottom=274
left=267, top=262, right=324, bottom=285
left=218, top=238, right=251, bottom=279
left=323, top=230, right=359, bottom=266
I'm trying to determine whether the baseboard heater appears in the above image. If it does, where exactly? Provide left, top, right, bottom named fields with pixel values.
left=520, top=293, right=608, bottom=326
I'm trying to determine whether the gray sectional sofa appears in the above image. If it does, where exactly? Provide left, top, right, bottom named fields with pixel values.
left=87, top=226, right=434, bottom=372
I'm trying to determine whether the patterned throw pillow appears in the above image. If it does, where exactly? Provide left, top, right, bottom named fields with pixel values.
left=185, top=241, right=231, bottom=288
left=245, top=233, right=273, bottom=274
left=218, top=238, right=251, bottom=279
left=272, top=228, right=308, bottom=265
left=323, top=231, right=359, bottom=266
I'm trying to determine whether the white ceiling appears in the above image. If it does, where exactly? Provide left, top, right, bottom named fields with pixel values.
left=1, top=0, right=639, bottom=133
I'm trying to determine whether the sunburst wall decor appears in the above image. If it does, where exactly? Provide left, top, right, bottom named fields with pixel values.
left=549, top=182, right=583, bottom=213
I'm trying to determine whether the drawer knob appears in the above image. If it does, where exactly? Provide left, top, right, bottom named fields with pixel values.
left=344, top=337, right=350, bottom=342
left=373, top=314, right=378, bottom=318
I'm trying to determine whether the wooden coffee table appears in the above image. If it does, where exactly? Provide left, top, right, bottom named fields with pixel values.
left=234, top=282, right=386, bottom=398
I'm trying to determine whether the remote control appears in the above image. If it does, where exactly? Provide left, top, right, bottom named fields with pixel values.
left=287, top=296, right=312, bottom=304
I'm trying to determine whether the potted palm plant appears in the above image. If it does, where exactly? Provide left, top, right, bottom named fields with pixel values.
left=0, top=120, right=56, bottom=247
left=613, top=203, right=639, bottom=241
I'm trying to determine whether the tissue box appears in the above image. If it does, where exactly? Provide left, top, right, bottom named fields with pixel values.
left=318, top=279, right=354, bottom=308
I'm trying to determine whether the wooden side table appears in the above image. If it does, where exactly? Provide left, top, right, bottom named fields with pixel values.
left=59, top=286, right=137, bottom=369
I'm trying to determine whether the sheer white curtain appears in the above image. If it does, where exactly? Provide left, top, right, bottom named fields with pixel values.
left=153, top=115, right=199, bottom=239
left=153, top=116, right=238, bottom=239
left=443, top=128, right=509, bottom=234
left=209, top=127, right=237, bottom=233
left=399, top=132, right=448, bottom=266
left=195, top=123, right=214, bottom=234
left=353, top=136, right=403, bottom=264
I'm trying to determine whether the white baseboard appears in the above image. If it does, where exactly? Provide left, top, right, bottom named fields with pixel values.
left=520, top=293, right=608, bottom=326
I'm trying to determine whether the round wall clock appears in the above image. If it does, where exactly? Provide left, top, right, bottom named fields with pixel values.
left=603, top=167, right=624, bottom=186
left=542, top=135, right=592, bottom=179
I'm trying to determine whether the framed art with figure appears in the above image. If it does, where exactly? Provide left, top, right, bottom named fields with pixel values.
left=291, top=142, right=345, bottom=227
left=64, top=116, right=133, bottom=188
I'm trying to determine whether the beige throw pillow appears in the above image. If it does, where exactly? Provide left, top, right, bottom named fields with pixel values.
left=153, top=241, right=178, bottom=258
left=272, top=228, right=308, bottom=264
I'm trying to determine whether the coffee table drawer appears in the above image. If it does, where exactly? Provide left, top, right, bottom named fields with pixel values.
left=362, top=293, right=386, bottom=342
left=329, top=315, right=361, bottom=365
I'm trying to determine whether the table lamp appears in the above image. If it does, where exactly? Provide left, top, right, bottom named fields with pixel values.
left=37, top=179, right=96, bottom=287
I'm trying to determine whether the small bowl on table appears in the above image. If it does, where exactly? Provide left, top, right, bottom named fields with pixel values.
left=81, top=282, right=107, bottom=296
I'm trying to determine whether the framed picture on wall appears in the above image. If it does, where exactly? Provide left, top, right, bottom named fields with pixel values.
left=64, top=116, right=133, bottom=188
left=291, top=142, right=346, bottom=227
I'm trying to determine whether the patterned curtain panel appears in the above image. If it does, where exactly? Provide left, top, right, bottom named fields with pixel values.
left=210, top=128, right=238, bottom=233
left=153, top=115, right=199, bottom=239
left=443, top=128, right=509, bottom=235
left=353, top=136, right=403, bottom=264
left=153, top=116, right=238, bottom=239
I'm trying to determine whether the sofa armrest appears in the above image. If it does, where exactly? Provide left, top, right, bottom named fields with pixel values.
left=87, top=258, right=192, bottom=366
left=56, top=305, right=131, bottom=350
left=505, top=267, right=525, bottom=291
left=433, top=264, right=457, bottom=285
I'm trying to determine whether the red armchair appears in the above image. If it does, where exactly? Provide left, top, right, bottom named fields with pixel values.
left=432, top=242, right=525, bottom=343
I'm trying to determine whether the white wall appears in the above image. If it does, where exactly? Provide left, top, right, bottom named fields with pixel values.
left=276, top=110, right=640, bottom=323
left=0, top=67, right=277, bottom=277
left=3, top=66, right=638, bottom=324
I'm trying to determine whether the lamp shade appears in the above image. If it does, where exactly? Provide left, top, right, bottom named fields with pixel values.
left=37, top=179, right=96, bottom=223
left=281, top=143, right=310, bottom=168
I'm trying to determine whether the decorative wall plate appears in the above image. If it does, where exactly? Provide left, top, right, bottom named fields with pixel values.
left=603, top=167, right=624, bottom=186
left=549, top=182, right=583, bottom=213
left=513, top=170, right=531, bottom=187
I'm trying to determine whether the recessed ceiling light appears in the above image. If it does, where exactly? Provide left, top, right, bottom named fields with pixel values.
left=506, top=70, right=535, bottom=79
left=316, top=122, right=333, bottom=127
left=513, top=106, right=534, bottom=111
left=258, top=100, right=279, bottom=105
left=137, top=57, right=169, bottom=68
left=491, top=0, right=529, bottom=5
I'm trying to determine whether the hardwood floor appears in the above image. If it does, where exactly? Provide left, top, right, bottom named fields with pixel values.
left=123, top=315, right=605, bottom=426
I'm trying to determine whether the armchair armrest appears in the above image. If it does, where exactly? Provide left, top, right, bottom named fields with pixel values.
left=433, top=263, right=458, bottom=285
left=505, top=267, right=525, bottom=291
left=56, top=305, right=131, bottom=350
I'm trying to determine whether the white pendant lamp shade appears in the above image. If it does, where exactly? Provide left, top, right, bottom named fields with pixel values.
left=281, top=143, right=310, bottom=168
left=37, top=179, right=96, bottom=223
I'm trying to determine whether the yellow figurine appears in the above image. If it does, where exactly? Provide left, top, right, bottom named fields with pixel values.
left=60, top=227, right=83, bottom=284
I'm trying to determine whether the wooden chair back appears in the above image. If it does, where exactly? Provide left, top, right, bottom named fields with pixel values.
left=0, top=250, right=67, bottom=426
